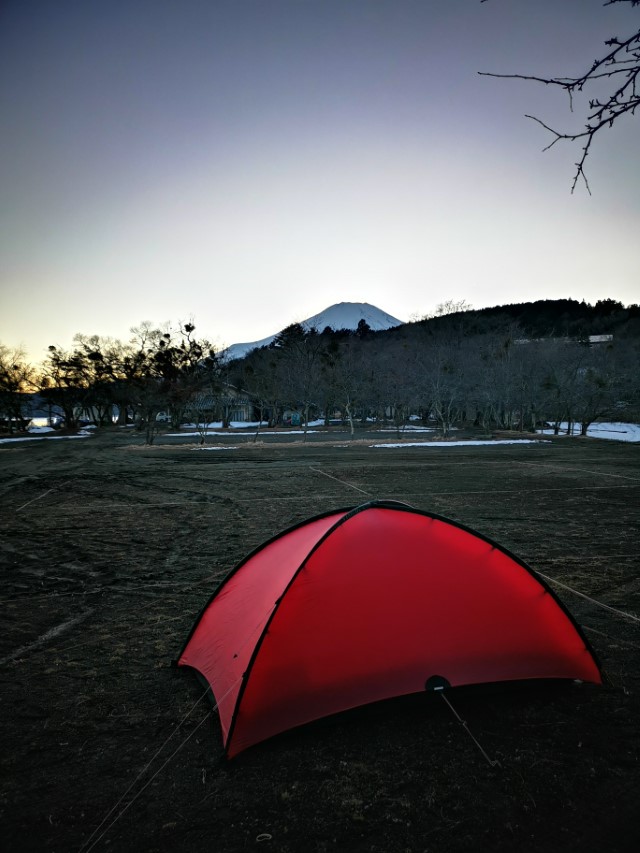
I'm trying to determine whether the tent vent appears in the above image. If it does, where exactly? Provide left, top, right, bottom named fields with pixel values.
left=425, top=675, right=451, bottom=692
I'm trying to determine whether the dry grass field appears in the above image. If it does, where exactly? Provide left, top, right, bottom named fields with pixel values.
left=1, top=427, right=639, bottom=852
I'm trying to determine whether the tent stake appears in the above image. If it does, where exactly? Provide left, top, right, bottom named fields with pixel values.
left=439, top=692, right=501, bottom=768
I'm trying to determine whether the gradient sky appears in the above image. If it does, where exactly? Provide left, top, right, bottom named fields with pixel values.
left=1, top=0, right=638, bottom=363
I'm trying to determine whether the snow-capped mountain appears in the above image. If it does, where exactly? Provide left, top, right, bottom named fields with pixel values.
left=223, top=302, right=403, bottom=361
left=302, top=302, right=402, bottom=333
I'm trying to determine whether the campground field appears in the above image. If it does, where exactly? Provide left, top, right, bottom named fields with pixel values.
left=1, top=427, right=639, bottom=853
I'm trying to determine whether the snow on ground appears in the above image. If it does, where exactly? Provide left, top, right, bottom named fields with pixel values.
left=191, top=446, right=238, bottom=451
left=180, top=421, right=268, bottom=430
left=177, top=419, right=637, bottom=443
left=377, top=427, right=438, bottom=433
left=0, top=434, right=91, bottom=445
left=372, top=439, right=549, bottom=449
left=172, top=430, right=321, bottom=437
left=172, top=421, right=322, bottom=437
left=3, top=421, right=637, bottom=448
left=539, top=422, right=640, bottom=442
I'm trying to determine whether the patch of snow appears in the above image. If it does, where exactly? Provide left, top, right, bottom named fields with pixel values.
left=180, top=421, right=267, bottom=430
left=170, top=429, right=320, bottom=437
left=539, top=422, right=640, bottom=442
left=0, top=434, right=91, bottom=445
left=250, top=430, right=320, bottom=436
left=191, top=446, right=238, bottom=451
left=170, top=431, right=240, bottom=437
left=378, top=427, right=437, bottom=433
left=372, top=440, right=549, bottom=449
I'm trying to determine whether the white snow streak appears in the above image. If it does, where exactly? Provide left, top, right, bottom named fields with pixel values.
left=373, top=440, right=549, bottom=449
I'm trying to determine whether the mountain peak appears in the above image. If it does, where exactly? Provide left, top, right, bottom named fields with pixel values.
left=223, top=302, right=402, bottom=360
left=302, top=302, right=402, bottom=333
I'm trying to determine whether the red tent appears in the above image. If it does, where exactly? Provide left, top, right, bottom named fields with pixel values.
left=177, top=501, right=601, bottom=758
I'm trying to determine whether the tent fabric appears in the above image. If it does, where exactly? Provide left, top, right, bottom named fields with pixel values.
left=178, top=501, right=601, bottom=758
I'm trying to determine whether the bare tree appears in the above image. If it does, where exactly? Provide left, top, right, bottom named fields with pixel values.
left=232, top=346, right=283, bottom=438
left=0, top=345, right=35, bottom=432
left=319, top=336, right=367, bottom=436
left=271, top=324, right=325, bottom=439
left=124, top=322, right=219, bottom=444
left=39, top=346, right=91, bottom=430
left=72, top=334, right=123, bottom=425
left=425, top=300, right=474, bottom=319
left=570, top=341, right=625, bottom=435
left=188, top=390, right=216, bottom=445
left=480, top=0, right=640, bottom=192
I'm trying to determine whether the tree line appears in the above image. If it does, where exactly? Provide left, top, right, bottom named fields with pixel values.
left=0, top=322, right=218, bottom=444
left=1, top=299, right=639, bottom=443
left=233, top=303, right=640, bottom=439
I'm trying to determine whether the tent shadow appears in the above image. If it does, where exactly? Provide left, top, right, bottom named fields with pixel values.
left=225, top=678, right=600, bottom=768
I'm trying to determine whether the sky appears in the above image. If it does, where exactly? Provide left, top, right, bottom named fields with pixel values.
left=1, top=0, right=638, bottom=364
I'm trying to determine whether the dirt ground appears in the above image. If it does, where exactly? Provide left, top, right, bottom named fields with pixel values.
left=1, top=426, right=639, bottom=853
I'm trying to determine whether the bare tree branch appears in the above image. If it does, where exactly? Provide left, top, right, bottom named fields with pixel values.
left=480, top=0, right=639, bottom=192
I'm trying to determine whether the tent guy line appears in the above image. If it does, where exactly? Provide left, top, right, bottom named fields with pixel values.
left=15, top=608, right=201, bottom=661
left=583, top=625, right=640, bottom=651
left=537, top=554, right=638, bottom=562
left=80, top=698, right=220, bottom=853
left=15, top=480, right=72, bottom=513
left=514, top=461, right=640, bottom=483
left=534, top=572, right=640, bottom=623
left=80, top=670, right=250, bottom=853
left=18, top=484, right=640, bottom=515
left=0, top=609, right=94, bottom=667
left=76, top=683, right=213, bottom=853
left=309, top=467, right=372, bottom=496
left=4, top=581, right=214, bottom=661
left=17, top=495, right=347, bottom=512
left=305, top=481, right=640, bottom=498
left=439, top=692, right=500, bottom=768
left=7, top=567, right=241, bottom=660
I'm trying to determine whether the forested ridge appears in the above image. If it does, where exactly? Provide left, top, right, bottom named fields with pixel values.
left=1, top=298, right=639, bottom=443
left=438, top=298, right=640, bottom=339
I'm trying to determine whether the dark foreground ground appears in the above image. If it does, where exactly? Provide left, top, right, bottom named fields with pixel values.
left=1, top=427, right=639, bottom=853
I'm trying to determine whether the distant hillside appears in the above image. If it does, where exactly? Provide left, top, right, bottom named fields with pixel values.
left=224, top=302, right=402, bottom=360
left=224, top=298, right=639, bottom=362
left=413, top=298, right=640, bottom=339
